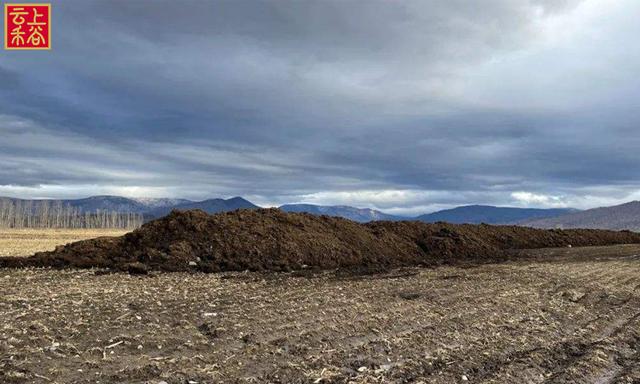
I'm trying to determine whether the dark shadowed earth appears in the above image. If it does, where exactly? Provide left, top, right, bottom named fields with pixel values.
left=3, top=209, right=640, bottom=274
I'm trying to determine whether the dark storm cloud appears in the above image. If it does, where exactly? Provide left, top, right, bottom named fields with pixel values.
left=1, top=0, right=640, bottom=213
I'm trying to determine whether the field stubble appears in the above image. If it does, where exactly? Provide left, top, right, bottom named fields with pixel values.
left=0, top=229, right=130, bottom=257
left=1, top=228, right=640, bottom=383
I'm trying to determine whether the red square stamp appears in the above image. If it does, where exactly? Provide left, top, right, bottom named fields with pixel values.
left=5, top=3, right=51, bottom=50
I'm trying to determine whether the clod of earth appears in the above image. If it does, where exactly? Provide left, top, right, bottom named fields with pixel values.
left=2, top=208, right=640, bottom=273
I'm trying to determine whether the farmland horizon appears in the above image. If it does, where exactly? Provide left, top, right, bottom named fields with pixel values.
left=1, top=191, right=639, bottom=215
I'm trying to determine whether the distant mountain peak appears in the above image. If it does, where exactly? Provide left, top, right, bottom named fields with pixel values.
left=279, top=203, right=402, bottom=222
left=131, top=197, right=192, bottom=209
left=227, top=196, right=250, bottom=202
left=4, top=195, right=637, bottom=230
left=417, top=205, right=576, bottom=225
left=146, top=196, right=259, bottom=218
left=523, top=201, right=640, bottom=231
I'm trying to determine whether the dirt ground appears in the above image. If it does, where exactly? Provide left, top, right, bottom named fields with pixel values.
left=0, top=229, right=130, bottom=257
left=6, top=209, right=640, bottom=273
left=2, top=244, right=640, bottom=383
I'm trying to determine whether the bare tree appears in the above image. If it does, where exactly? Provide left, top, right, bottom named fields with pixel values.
left=0, top=199, right=143, bottom=229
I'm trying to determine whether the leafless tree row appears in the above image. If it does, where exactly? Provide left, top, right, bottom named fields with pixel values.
left=0, top=200, right=143, bottom=229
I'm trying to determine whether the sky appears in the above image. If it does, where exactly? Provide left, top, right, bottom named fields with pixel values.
left=1, top=0, right=640, bottom=215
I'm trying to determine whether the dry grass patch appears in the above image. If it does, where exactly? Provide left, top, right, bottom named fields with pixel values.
left=0, top=228, right=129, bottom=257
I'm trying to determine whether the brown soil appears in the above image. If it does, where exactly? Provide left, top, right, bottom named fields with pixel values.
left=2, top=208, right=640, bottom=273
left=2, top=244, right=640, bottom=383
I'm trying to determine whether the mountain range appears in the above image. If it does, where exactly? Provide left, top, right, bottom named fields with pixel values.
left=522, top=201, right=640, bottom=231
left=0, top=195, right=189, bottom=214
left=146, top=197, right=258, bottom=218
left=0, top=196, right=400, bottom=223
left=279, top=204, right=402, bottom=222
left=1, top=195, right=639, bottom=230
left=416, top=205, right=577, bottom=224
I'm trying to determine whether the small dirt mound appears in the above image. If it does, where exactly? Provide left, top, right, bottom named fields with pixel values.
left=2, top=209, right=640, bottom=273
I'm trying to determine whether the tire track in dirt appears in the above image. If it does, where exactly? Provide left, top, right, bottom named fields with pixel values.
left=523, top=257, right=640, bottom=384
left=545, top=311, right=640, bottom=384
left=5, top=245, right=640, bottom=383
left=379, top=253, right=640, bottom=383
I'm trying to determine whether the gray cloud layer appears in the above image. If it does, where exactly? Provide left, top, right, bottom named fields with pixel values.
left=1, top=0, right=640, bottom=214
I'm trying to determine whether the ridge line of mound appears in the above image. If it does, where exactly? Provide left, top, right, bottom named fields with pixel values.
left=2, top=208, right=640, bottom=273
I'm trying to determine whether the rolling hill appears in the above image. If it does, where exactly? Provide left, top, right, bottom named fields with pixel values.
left=7, top=196, right=621, bottom=228
left=523, top=201, right=640, bottom=230
left=0, top=195, right=190, bottom=214
left=416, top=205, right=577, bottom=225
left=279, top=204, right=402, bottom=223
left=147, top=197, right=258, bottom=217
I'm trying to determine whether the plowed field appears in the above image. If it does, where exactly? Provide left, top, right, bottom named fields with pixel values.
left=2, top=243, right=640, bottom=383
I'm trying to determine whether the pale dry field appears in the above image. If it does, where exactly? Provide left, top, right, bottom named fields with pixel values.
left=0, top=228, right=130, bottom=257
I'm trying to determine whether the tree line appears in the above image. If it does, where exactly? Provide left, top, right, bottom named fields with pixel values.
left=0, top=199, right=143, bottom=229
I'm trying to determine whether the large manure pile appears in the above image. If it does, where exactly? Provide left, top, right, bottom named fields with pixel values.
left=2, top=208, right=640, bottom=273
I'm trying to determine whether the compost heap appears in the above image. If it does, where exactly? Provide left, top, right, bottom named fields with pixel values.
left=2, top=208, right=640, bottom=273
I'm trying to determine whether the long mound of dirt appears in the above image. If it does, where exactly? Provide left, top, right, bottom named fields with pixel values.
left=2, top=209, right=640, bottom=273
